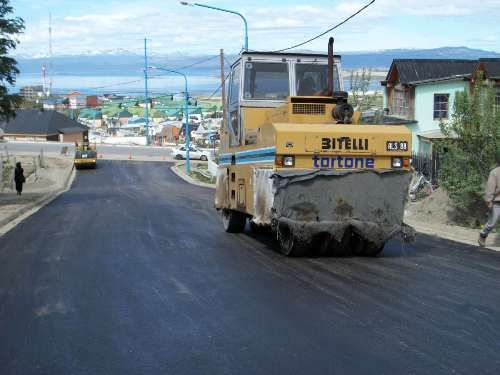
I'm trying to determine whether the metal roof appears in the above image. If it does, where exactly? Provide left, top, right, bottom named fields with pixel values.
left=384, top=59, right=478, bottom=85
left=0, top=109, right=87, bottom=135
left=478, top=58, right=500, bottom=79
left=241, top=51, right=341, bottom=59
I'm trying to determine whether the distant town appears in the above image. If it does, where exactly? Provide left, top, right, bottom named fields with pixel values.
left=15, top=85, right=223, bottom=147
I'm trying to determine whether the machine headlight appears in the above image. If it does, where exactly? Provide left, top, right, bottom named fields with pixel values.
left=391, top=157, right=403, bottom=168
left=283, top=156, right=295, bottom=167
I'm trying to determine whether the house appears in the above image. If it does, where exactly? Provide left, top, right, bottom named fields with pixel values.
left=382, top=58, right=500, bottom=154
left=86, top=95, right=100, bottom=107
left=78, top=109, right=103, bottom=128
left=0, top=109, right=88, bottom=142
left=67, top=91, right=86, bottom=109
left=20, top=85, right=44, bottom=101
left=42, top=98, right=66, bottom=110
left=155, top=125, right=180, bottom=145
left=117, top=109, right=133, bottom=125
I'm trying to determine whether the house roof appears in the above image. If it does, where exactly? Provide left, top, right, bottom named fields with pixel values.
left=383, top=59, right=478, bottom=86
left=0, top=109, right=87, bottom=135
left=478, top=58, right=500, bottom=79
left=117, top=110, right=133, bottom=118
left=58, top=126, right=87, bottom=134
left=128, top=117, right=147, bottom=124
left=416, top=129, right=458, bottom=140
left=79, top=108, right=102, bottom=119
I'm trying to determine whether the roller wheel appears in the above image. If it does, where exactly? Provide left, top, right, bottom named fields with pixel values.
left=311, top=233, right=331, bottom=256
left=351, top=235, right=385, bottom=257
left=222, top=209, right=246, bottom=233
left=277, top=223, right=310, bottom=257
left=364, top=241, right=385, bottom=257
left=249, top=220, right=270, bottom=234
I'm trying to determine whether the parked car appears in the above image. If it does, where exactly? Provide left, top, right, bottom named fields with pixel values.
left=172, top=145, right=209, bottom=161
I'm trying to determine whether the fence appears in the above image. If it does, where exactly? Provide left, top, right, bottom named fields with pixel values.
left=411, top=151, right=441, bottom=186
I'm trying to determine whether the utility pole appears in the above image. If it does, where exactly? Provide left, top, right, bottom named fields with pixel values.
left=144, top=37, right=150, bottom=145
left=220, top=49, right=227, bottom=131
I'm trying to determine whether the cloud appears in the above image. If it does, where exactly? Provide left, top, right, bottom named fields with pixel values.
left=12, top=0, right=500, bottom=57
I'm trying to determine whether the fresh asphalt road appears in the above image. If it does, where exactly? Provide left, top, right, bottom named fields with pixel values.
left=2, top=141, right=173, bottom=158
left=0, top=161, right=499, bottom=374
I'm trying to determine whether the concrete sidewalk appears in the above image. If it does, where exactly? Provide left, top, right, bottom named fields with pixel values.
left=0, top=156, right=75, bottom=236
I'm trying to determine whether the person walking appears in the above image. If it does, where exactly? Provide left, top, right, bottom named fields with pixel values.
left=479, top=153, right=500, bottom=247
left=14, top=162, right=25, bottom=196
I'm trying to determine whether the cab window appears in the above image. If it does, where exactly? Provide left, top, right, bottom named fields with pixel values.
left=243, top=62, right=289, bottom=100
left=228, top=63, right=241, bottom=146
left=295, top=64, right=340, bottom=96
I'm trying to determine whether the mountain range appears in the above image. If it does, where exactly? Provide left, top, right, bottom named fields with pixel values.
left=15, top=47, right=500, bottom=77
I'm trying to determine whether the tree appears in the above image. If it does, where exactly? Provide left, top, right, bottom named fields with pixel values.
left=0, top=0, right=24, bottom=121
left=348, top=67, right=378, bottom=112
left=438, top=77, right=500, bottom=211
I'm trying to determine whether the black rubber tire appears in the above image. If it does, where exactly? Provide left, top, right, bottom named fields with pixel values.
left=351, top=235, right=385, bottom=257
left=222, top=209, right=246, bottom=233
left=249, top=220, right=271, bottom=234
left=311, top=233, right=331, bottom=256
left=329, top=238, right=352, bottom=256
left=277, top=223, right=310, bottom=257
left=175, top=154, right=183, bottom=160
left=363, top=241, right=385, bottom=257
left=200, top=155, right=208, bottom=161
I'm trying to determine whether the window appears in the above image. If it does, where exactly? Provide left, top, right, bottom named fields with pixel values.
left=229, top=64, right=240, bottom=106
left=228, top=64, right=241, bottom=146
left=434, top=94, right=449, bottom=120
left=295, top=64, right=340, bottom=96
left=392, top=89, right=408, bottom=117
left=243, top=62, right=289, bottom=100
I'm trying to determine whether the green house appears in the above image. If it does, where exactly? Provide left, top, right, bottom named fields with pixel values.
left=382, top=58, right=500, bottom=154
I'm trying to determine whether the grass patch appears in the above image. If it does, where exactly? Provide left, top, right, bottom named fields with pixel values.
left=190, top=170, right=215, bottom=185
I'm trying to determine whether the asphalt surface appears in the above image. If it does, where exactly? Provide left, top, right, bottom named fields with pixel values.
left=0, top=160, right=499, bottom=374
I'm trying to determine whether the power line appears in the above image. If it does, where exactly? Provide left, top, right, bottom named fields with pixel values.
left=173, top=54, right=220, bottom=71
left=272, top=0, right=376, bottom=53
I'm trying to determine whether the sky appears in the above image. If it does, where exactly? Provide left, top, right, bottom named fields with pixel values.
left=10, top=0, right=500, bottom=57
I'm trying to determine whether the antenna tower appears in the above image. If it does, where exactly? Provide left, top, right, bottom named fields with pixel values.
left=48, top=12, right=53, bottom=96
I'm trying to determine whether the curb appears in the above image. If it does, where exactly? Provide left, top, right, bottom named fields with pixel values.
left=0, top=165, right=76, bottom=236
left=170, top=163, right=216, bottom=189
left=406, top=219, right=500, bottom=252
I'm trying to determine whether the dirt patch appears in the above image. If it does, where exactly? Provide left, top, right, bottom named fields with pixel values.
left=405, top=188, right=488, bottom=229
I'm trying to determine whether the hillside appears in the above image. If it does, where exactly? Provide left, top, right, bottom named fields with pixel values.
left=15, top=47, right=500, bottom=76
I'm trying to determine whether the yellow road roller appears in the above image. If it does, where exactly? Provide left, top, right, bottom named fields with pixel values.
left=215, top=38, right=413, bottom=256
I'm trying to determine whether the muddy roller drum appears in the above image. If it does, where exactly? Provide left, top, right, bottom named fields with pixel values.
left=269, top=169, right=412, bottom=256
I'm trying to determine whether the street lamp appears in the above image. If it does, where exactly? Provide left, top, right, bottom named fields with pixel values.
left=180, top=1, right=248, bottom=52
left=148, top=66, right=191, bottom=174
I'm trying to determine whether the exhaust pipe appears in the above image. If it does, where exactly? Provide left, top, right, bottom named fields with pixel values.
left=327, top=37, right=334, bottom=97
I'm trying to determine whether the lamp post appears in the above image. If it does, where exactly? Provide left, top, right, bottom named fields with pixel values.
left=180, top=1, right=248, bottom=51
left=149, top=66, right=191, bottom=174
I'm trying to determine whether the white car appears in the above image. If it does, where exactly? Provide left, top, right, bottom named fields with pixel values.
left=172, top=145, right=209, bottom=161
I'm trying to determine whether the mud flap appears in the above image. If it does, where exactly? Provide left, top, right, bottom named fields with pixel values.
left=215, top=167, right=229, bottom=209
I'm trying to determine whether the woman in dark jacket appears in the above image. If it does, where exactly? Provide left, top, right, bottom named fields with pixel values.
left=14, top=162, right=25, bottom=195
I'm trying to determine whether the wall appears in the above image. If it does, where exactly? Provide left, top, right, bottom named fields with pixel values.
left=60, top=132, right=84, bottom=143
left=410, top=79, right=468, bottom=152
